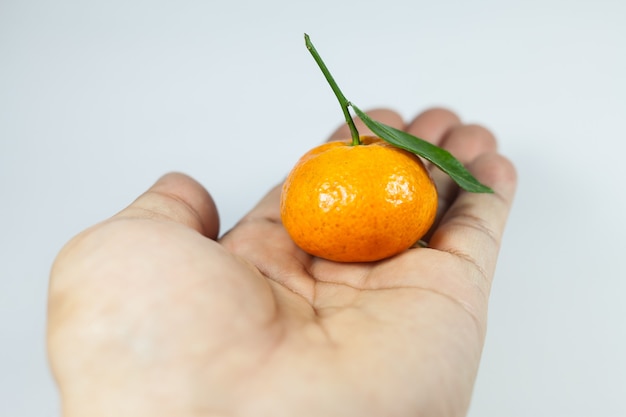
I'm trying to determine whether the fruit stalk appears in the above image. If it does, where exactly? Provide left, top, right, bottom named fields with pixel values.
left=304, top=33, right=361, bottom=146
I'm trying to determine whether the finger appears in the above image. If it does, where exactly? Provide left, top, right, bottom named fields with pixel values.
left=429, top=124, right=499, bottom=221
left=404, top=107, right=462, bottom=146
left=440, top=124, right=498, bottom=162
left=328, top=108, right=404, bottom=141
left=115, top=172, right=220, bottom=240
left=403, top=108, right=464, bottom=234
left=429, top=152, right=517, bottom=286
left=404, top=107, right=462, bottom=192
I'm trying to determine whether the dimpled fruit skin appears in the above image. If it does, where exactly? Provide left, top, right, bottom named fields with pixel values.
left=280, top=136, right=438, bottom=262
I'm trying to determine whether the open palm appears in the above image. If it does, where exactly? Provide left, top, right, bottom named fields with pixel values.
left=48, top=108, right=516, bottom=417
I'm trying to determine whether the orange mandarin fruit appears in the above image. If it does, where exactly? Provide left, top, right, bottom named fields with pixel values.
left=280, top=136, right=438, bottom=262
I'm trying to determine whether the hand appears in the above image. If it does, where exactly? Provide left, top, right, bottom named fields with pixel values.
left=47, top=108, right=517, bottom=417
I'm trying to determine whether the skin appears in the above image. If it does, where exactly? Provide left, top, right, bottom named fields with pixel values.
left=47, top=108, right=517, bottom=417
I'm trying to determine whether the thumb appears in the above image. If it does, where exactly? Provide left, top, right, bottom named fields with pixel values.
left=116, top=172, right=220, bottom=240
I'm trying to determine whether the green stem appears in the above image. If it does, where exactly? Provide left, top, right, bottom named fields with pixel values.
left=305, top=34, right=361, bottom=146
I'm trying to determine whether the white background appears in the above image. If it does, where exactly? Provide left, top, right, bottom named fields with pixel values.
left=1, top=0, right=625, bottom=415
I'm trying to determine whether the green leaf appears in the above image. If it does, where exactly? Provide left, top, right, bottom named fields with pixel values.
left=351, top=104, right=493, bottom=193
